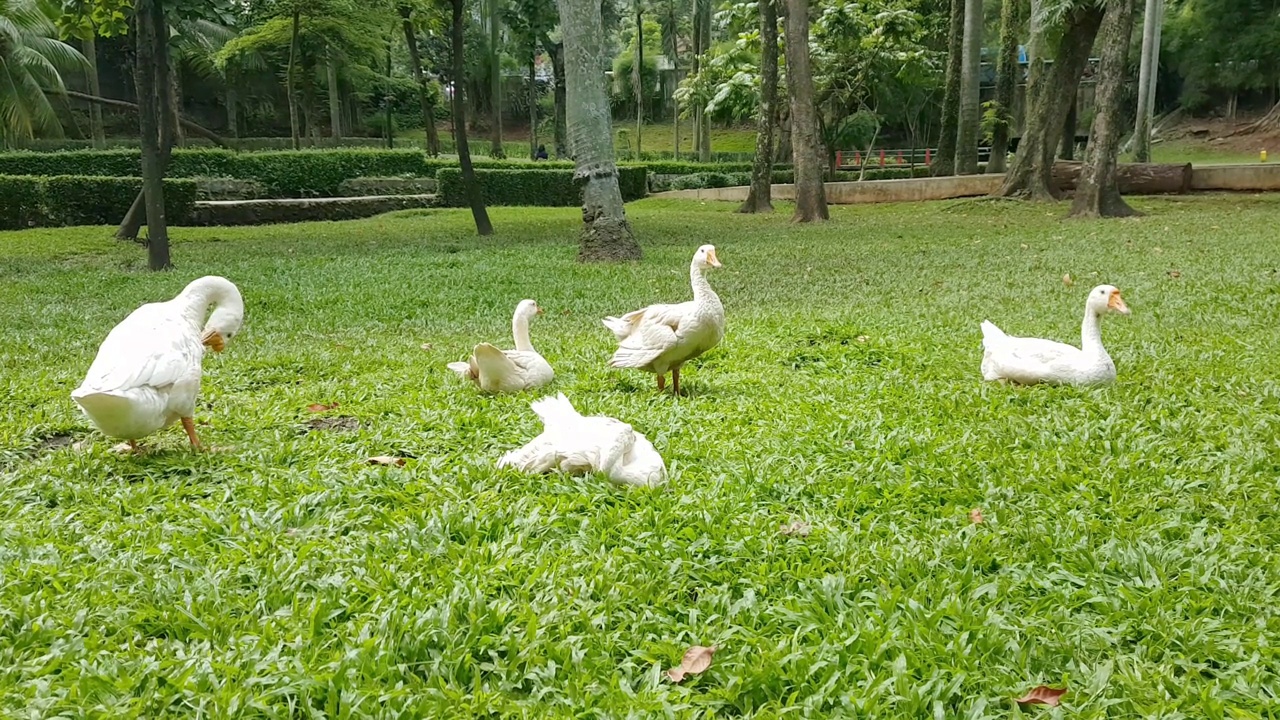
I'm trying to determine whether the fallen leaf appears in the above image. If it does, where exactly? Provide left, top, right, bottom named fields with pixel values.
left=666, top=645, right=716, bottom=683
left=1153, top=246, right=1164, bottom=254
left=856, top=335, right=869, bottom=343
left=780, top=520, right=812, bottom=537
left=1062, top=273, right=1074, bottom=287
left=307, top=402, right=339, bottom=413
left=1167, top=270, right=1182, bottom=278
left=969, top=508, right=984, bottom=524
left=1015, top=685, right=1067, bottom=707
left=420, top=343, right=433, bottom=351
left=1020, top=243, right=1029, bottom=250
left=368, top=455, right=406, bottom=467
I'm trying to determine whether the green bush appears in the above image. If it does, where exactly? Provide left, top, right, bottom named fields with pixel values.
left=0, top=176, right=45, bottom=229
left=0, top=149, right=140, bottom=177
left=41, top=176, right=197, bottom=226
left=437, top=167, right=647, bottom=207
left=337, top=176, right=437, bottom=196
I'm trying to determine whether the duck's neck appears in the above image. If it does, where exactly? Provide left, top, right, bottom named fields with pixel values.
left=1080, top=308, right=1106, bottom=357
left=512, top=311, right=535, bottom=352
left=180, top=276, right=242, bottom=326
left=690, top=262, right=717, bottom=304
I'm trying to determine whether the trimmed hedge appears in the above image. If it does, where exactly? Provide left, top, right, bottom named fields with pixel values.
left=0, top=175, right=197, bottom=229
left=337, top=176, right=437, bottom=196
left=437, top=167, right=647, bottom=207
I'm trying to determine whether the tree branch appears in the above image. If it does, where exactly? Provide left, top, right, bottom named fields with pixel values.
left=61, top=90, right=233, bottom=149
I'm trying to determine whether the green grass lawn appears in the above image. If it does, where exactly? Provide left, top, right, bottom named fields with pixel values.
left=2, top=195, right=1280, bottom=717
left=1149, top=139, right=1270, bottom=165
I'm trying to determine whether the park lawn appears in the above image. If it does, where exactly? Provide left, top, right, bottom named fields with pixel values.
left=1, top=195, right=1279, bottom=717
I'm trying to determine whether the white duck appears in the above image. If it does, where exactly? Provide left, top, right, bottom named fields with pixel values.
left=71, top=276, right=244, bottom=451
left=980, top=284, right=1130, bottom=386
left=603, top=244, right=725, bottom=395
left=448, top=299, right=554, bottom=393
left=498, top=393, right=666, bottom=487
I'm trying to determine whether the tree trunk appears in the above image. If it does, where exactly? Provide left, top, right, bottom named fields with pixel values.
left=401, top=6, right=441, bottom=155
left=694, top=0, right=711, bottom=161
left=932, top=0, right=964, bottom=176
left=558, top=0, right=643, bottom=261
left=385, top=39, right=394, bottom=149
left=1068, top=0, right=1138, bottom=218
left=169, top=65, right=185, bottom=146
left=1060, top=97, right=1078, bottom=159
left=134, top=0, right=171, bottom=270
left=451, top=0, right=493, bottom=235
left=995, top=2, right=1103, bottom=199
left=226, top=84, right=239, bottom=139
left=1133, top=0, right=1159, bottom=161
left=775, top=103, right=792, bottom=163
left=287, top=9, right=301, bottom=151
left=987, top=0, right=1019, bottom=174
left=83, top=35, right=105, bottom=148
left=529, top=56, right=538, bottom=160
left=550, top=41, right=568, bottom=157
left=740, top=0, right=778, bottom=213
left=489, top=0, right=504, bottom=158
left=302, top=58, right=320, bottom=146
left=783, top=0, right=828, bottom=222
left=956, top=0, right=983, bottom=174
left=327, top=55, right=343, bottom=139
left=635, top=2, right=644, bottom=156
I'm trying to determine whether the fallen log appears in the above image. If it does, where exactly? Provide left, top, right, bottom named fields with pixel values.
left=62, top=90, right=232, bottom=149
left=1052, top=160, right=1192, bottom=195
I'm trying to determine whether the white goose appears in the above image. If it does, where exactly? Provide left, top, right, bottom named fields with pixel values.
left=71, top=276, right=244, bottom=451
left=448, top=299, right=554, bottom=393
left=980, top=284, right=1130, bottom=386
left=603, top=244, right=725, bottom=394
left=498, top=393, right=666, bottom=487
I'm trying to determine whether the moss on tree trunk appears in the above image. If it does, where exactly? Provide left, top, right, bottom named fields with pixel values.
left=932, top=0, right=964, bottom=177
left=740, top=0, right=778, bottom=214
left=783, top=0, right=828, bottom=222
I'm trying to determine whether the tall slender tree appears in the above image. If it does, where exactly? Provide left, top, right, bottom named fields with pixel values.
left=452, top=0, right=494, bottom=234
left=955, top=0, right=982, bottom=174
left=134, top=0, right=172, bottom=269
left=931, top=0, right=963, bottom=176
left=783, top=0, right=827, bottom=222
left=487, top=0, right=505, bottom=157
left=558, top=0, right=643, bottom=260
left=634, top=0, right=644, bottom=154
left=986, top=0, right=1019, bottom=173
left=740, top=0, right=777, bottom=213
left=401, top=2, right=442, bottom=155
left=1132, top=0, right=1160, bottom=161
left=83, top=35, right=105, bottom=147
left=1069, top=0, right=1138, bottom=218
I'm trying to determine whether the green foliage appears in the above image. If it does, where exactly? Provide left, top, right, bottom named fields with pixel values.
left=0, top=0, right=87, bottom=146
left=1164, top=0, right=1280, bottom=110
left=437, top=167, right=648, bottom=207
left=0, top=174, right=197, bottom=227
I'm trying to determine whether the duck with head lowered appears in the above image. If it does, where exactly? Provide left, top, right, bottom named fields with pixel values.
left=979, top=284, right=1130, bottom=386
left=602, top=244, right=725, bottom=395
left=71, top=275, right=244, bottom=451
left=448, top=299, right=554, bottom=393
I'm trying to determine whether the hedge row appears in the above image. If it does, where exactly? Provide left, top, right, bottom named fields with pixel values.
left=0, top=175, right=197, bottom=230
left=0, top=148, right=766, bottom=198
left=437, top=167, right=648, bottom=207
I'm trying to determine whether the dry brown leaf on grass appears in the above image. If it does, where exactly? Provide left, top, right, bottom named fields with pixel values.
left=367, top=455, right=406, bottom=467
left=420, top=343, right=433, bottom=351
left=306, top=402, right=339, bottom=413
left=780, top=520, right=812, bottom=537
left=1015, top=685, right=1067, bottom=707
left=666, top=645, right=716, bottom=682
left=1062, top=274, right=1074, bottom=287
left=1168, top=270, right=1182, bottom=278
left=969, top=508, right=984, bottom=524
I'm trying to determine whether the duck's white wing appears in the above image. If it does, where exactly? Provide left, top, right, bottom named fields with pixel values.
left=76, top=303, right=201, bottom=394
left=985, top=334, right=1084, bottom=383
left=607, top=301, right=694, bottom=368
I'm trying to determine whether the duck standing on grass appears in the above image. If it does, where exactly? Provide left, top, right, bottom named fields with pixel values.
left=603, top=244, right=725, bottom=395
left=71, top=276, right=244, bottom=452
left=979, top=284, right=1130, bottom=386
left=448, top=299, right=554, bottom=393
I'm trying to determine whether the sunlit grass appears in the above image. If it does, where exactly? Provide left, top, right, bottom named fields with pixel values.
left=1149, top=139, right=1269, bottom=165
left=2, top=195, right=1279, bottom=716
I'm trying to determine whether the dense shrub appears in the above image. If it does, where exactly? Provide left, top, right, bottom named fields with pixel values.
left=0, top=149, right=140, bottom=177
left=0, top=176, right=44, bottom=229
left=41, top=176, right=198, bottom=226
left=437, top=167, right=647, bottom=207
left=337, top=176, right=437, bottom=196
left=194, top=177, right=268, bottom=201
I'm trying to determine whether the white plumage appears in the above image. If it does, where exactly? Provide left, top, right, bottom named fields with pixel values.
left=498, top=393, right=666, bottom=487
left=448, top=299, right=554, bottom=393
left=71, top=276, right=244, bottom=450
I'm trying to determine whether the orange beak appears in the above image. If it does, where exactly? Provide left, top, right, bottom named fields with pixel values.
left=535, top=306, right=544, bottom=315
left=201, top=328, right=226, bottom=352
left=1108, top=290, right=1130, bottom=315
left=707, top=248, right=722, bottom=268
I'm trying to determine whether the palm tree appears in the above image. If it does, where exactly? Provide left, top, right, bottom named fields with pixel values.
left=0, top=0, right=86, bottom=147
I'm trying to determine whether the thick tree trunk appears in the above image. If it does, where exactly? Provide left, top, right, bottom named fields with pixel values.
left=134, top=0, right=171, bottom=270
left=451, top=0, right=493, bottom=235
left=550, top=41, right=568, bottom=157
left=1132, top=0, right=1159, bottom=162
left=783, top=0, right=828, bottom=222
left=932, top=0, right=964, bottom=176
left=956, top=0, right=983, bottom=174
left=401, top=6, right=441, bottom=155
left=775, top=103, right=792, bottom=163
left=83, top=36, right=105, bottom=148
left=327, top=55, right=342, bottom=139
left=1052, top=160, right=1190, bottom=194
left=489, top=0, right=505, bottom=158
left=987, top=0, right=1019, bottom=174
left=1068, top=0, right=1138, bottom=218
left=287, top=9, right=301, bottom=151
left=740, top=0, right=778, bottom=213
left=558, top=0, right=643, bottom=261
left=995, top=2, right=1103, bottom=199
left=1060, top=97, right=1078, bottom=159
